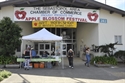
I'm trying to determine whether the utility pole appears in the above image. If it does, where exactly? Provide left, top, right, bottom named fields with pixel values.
left=105, top=0, right=106, bottom=4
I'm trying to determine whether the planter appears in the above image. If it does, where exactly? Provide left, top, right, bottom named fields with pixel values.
left=0, top=65, right=4, bottom=68
left=39, top=63, right=44, bottom=68
left=94, top=63, right=111, bottom=67
left=5, top=64, right=19, bottom=68
left=30, top=63, right=32, bottom=66
left=34, top=63, right=39, bottom=68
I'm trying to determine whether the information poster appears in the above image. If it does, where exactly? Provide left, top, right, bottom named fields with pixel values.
left=32, top=21, right=77, bottom=28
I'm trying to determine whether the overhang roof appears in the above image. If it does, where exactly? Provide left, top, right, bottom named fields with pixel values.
left=0, top=0, right=125, bottom=17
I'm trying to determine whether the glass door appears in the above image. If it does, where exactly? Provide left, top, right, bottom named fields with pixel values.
left=38, top=43, right=51, bottom=56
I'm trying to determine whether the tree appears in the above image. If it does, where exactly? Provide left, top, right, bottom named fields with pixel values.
left=93, top=42, right=118, bottom=56
left=0, top=17, right=22, bottom=56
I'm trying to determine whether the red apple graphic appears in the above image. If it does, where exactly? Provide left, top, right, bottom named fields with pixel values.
left=87, top=12, right=93, bottom=21
left=34, top=23, right=37, bottom=26
left=15, top=8, right=26, bottom=19
left=87, top=10, right=98, bottom=21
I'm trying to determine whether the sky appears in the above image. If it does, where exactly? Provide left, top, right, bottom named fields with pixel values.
left=95, top=0, right=125, bottom=11
left=0, top=0, right=125, bottom=11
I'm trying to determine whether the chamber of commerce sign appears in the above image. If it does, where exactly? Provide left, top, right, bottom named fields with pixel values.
left=32, top=21, right=77, bottom=28
left=14, top=6, right=99, bottom=23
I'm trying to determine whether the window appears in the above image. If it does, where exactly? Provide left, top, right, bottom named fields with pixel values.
left=17, top=45, right=21, bottom=52
left=115, top=35, right=122, bottom=44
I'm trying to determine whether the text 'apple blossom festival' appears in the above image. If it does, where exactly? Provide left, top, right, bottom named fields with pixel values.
left=14, top=6, right=99, bottom=23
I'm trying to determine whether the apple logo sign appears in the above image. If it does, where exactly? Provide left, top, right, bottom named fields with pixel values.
left=34, top=23, right=37, bottom=26
left=15, top=8, right=27, bottom=19
left=87, top=10, right=98, bottom=21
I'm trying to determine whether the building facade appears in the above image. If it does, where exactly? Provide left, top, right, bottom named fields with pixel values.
left=0, top=0, right=125, bottom=58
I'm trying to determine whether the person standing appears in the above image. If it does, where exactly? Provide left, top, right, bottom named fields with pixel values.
left=30, top=47, right=37, bottom=58
left=42, top=51, right=48, bottom=57
left=85, top=47, right=91, bottom=67
left=30, top=47, right=37, bottom=68
left=42, top=51, right=48, bottom=68
left=23, top=46, right=31, bottom=70
left=67, top=49, right=74, bottom=69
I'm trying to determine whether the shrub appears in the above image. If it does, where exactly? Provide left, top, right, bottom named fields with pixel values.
left=0, top=55, right=17, bottom=65
left=6, top=71, right=11, bottom=76
left=0, top=76, right=3, bottom=81
left=91, top=56, right=117, bottom=65
left=0, top=70, right=12, bottom=78
left=114, top=50, right=125, bottom=63
left=0, top=70, right=9, bottom=78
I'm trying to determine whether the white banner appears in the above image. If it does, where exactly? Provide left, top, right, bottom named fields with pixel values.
left=14, top=6, right=99, bottom=23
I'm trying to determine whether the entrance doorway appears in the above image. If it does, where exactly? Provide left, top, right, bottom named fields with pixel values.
left=38, top=43, right=51, bottom=56
left=67, top=44, right=72, bottom=52
left=67, top=44, right=76, bottom=55
left=34, top=28, right=77, bottom=55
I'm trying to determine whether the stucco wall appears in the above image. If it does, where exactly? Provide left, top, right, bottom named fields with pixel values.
left=0, top=6, right=14, bottom=21
left=99, top=9, right=125, bottom=51
left=15, top=22, right=34, bottom=56
left=76, top=23, right=99, bottom=58
left=0, top=5, right=125, bottom=57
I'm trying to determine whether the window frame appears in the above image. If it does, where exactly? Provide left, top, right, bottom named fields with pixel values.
left=114, top=35, right=122, bottom=45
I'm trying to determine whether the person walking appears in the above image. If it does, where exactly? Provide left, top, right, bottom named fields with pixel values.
left=85, top=47, right=91, bottom=67
left=83, top=44, right=87, bottom=54
left=67, top=49, right=74, bottom=69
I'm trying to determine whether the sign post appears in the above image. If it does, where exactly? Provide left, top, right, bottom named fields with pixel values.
left=60, top=42, right=67, bottom=69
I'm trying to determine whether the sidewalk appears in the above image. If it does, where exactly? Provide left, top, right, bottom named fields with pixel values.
left=1, top=57, right=125, bottom=83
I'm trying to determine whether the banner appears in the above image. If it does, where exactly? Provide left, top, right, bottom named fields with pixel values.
left=32, top=21, right=77, bottom=28
left=14, top=6, right=99, bottom=23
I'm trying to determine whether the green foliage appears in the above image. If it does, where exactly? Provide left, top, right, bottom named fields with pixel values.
left=0, top=71, right=8, bottom=78
left=91, top=56, right=117, bottom=65
left=0, top=76, right=4, bottom=81
left=0, top=70, right=11, bottom=79
left=0, top=17, right=22, bottom=56
left=0, top=55, right=17, bottom=65
left=0, top=70, right=12, bottom=82
left=114, top=50, right=125, bottom=63
left=6, top=71, right=11, bottom=76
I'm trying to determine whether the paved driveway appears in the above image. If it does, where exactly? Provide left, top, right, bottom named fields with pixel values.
left=1, top=57, right=125, bottom=83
